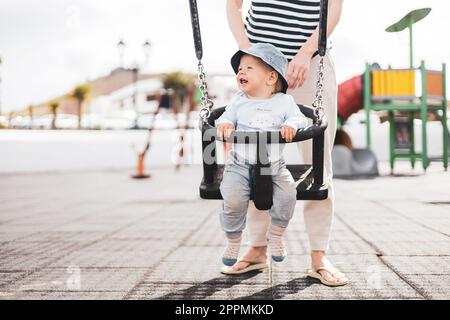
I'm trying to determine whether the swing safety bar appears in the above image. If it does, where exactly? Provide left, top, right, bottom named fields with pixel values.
left=200, top=104, right=327, bottom=200
left=202, top=105, right=328, bottom=145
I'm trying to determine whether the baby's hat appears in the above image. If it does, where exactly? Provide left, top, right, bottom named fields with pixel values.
left=230, top=43, right=288, bottom=93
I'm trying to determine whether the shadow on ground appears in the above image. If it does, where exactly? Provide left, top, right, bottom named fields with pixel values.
left=153, top=272, right=316, bottom=300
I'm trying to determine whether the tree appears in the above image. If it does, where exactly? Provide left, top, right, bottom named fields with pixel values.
left=27, top=104, right=34, bottom=129
left=71, top=83, right=91, bottom=129
left=162, top=72, right=195, bottom=112
left=162, top=72, right=196, bottom=171
left=49, top=101, right=59, bottom=130
left=8, top=111, right=13, bottom=128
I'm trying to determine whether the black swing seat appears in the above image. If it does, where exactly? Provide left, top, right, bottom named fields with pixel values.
left=199, top=104, right=328, bottom=201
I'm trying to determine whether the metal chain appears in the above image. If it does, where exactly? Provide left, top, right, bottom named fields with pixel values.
left=197, top=61, right=214, bottom=123
left=312, top=56, right=325, bottom=124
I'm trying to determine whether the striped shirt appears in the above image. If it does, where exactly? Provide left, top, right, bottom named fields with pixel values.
left=245, top=0, right=320, bottom=60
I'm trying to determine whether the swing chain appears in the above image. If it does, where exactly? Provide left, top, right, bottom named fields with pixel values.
left=312, top=56, right=325, bottom=124
left=197, top=61, right=214, bottom=122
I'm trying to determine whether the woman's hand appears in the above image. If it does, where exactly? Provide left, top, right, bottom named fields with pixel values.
left=280, top=125, right=296, bottom=143
left=217, top=123, right=235, bottom=141
left=285, top=49, right=314, bottom=89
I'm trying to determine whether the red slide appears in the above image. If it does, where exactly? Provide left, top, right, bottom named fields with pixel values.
left=337, top=75, right=363, bottom=121
left=334, top=74, right=379, bottom=179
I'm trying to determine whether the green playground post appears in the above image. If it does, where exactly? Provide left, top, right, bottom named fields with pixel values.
left=388, top=111, right=395, bottom=172
left=409, top=17, right=413, bottom=68
left=336, top=116, right=342, bottom=130
left=443, top=63, right=448, bottom=170
left=420, top=61, right=428, bottom=170
left=409, top=111, right=416, bottom=169
left=364, top=63, right=372, bottom=147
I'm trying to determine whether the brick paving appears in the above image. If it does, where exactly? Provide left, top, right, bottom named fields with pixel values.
left=0, top=163, right=449, bottom=299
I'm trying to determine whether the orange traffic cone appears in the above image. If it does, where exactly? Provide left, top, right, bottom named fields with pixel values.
left=131, top=154, right=150, bottom=179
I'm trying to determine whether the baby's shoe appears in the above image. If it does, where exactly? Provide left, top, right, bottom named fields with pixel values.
left=268, top=225, right=287, bottom=262
left=222, top=236, right=241, bottom=266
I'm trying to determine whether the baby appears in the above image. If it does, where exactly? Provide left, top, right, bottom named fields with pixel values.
left=216, top=43, right=307, bottom=270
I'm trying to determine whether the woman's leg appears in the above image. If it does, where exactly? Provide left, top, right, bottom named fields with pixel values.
left=289, top=53, right=347, bottom=284
left=289, top=53, right=336, bottom=252
left=247, top=201, right=270, bottom=246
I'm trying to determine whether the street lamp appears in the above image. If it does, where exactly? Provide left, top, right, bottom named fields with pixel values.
left=143, top=40, right=151, bottom=67
left=131, top=64, right=139, bottom=129
left=115, top=39, right=152, bottom=129
left=129, top=40, right=153, bottom=179
left=126, top=40, right=152, bottom=129
left=117, top=39, right=126, bottom=68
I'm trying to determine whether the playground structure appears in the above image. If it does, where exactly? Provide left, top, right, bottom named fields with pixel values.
left=335, top=7, right=448, bottom=176
left=366, top=7, right=448, bottom=173
left=364, top=61, right=448, bottom=172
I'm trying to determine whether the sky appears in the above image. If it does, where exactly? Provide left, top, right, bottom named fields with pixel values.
left=1, top=0, right=449, bottom=112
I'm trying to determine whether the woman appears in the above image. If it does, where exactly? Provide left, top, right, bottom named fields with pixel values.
left=225, top=0, right=348, bottom=286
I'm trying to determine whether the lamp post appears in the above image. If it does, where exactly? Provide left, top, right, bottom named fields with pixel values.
left=143, top=40, right=151, bottom=67
left=131, top=64, right=139, bottom=129
left=128, top=40, right=153, bottom=178
left=134, top=40, right=151, bottom=129
left=117, top=39, right=151, bottom=129
left=117, top=39, right=126, bottom=68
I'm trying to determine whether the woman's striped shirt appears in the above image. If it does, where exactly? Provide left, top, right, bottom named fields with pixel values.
left=245, top=0, right=320, bottom=60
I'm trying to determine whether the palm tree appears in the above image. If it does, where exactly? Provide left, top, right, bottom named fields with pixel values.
left=49, top=101, right=59, bottom=130
left=27, top=104, right=34, bottom=129
left=162, top=72, right=195, bottom=112
left=8, top=111, right=13, bottom=128
left=71, top=83, right=91, bottom=129
left=162, top=72, right=196, bottom=171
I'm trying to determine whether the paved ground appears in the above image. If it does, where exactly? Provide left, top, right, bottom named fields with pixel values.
left=0, top=162, right=449, bottom=300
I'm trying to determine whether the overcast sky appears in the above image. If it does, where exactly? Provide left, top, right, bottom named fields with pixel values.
left=1, top=0, right=449, bottom=112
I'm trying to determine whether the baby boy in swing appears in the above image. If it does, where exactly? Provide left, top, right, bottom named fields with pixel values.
left=216, top=43, right=307, bottom=273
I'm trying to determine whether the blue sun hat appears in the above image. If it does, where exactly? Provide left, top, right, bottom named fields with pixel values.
left=230, top=43, right=289, bottom=93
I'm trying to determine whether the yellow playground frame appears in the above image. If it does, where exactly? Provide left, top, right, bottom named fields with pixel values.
left=364, top=61, right=448, bottom=172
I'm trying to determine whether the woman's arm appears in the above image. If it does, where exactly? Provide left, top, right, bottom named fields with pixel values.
left=301, top=0, right=344, bottom=58
left=286, top=0, right=344, bottom=89
left=226, top=0, right=252, bottom=49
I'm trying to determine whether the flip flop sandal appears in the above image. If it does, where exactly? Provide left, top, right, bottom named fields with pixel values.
left=306, top=267, right=350, bottom=287
left=221, top=260, right=269, bottom=275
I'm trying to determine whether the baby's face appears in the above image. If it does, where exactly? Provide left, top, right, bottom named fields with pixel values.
left=236, top=55, right=275, bottom=97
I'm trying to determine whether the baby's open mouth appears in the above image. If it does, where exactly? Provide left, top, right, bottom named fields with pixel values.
left=239, top=78, right=248, bottom=84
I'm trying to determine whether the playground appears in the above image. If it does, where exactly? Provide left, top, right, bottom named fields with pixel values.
left=332, top=7, right=448, bottom=178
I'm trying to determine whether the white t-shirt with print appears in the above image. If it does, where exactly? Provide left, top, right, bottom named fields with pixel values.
left=216, top=92, right=308, bottom=164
